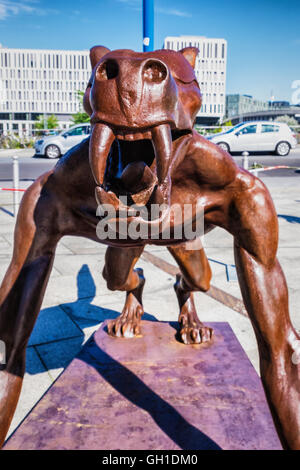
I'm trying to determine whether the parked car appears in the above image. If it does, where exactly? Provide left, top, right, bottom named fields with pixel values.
left=207, top=121, right=298, bottom=156
left=35, top=123, right=91, bottom=158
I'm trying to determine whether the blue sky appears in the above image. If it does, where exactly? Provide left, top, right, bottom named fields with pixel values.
left=0, top=0, right=299, bottom=101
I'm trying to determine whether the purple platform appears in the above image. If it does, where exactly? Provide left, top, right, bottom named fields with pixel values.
left=4, top=321, right=282, bottom=450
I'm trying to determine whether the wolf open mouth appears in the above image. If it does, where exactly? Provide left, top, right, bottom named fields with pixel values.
left=89, top=121, right=192, bottom=216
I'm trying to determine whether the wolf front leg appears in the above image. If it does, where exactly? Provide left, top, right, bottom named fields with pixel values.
left=229, top=176, right=300, bottom=450
left=103, top=246, right=145, bottom=338
left=168, top=241, right=213, bottom=344
left=0, top=173, right=60, bottom=447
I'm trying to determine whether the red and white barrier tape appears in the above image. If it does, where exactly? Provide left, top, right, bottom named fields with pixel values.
left=249, top=165, right=298, bottom=173
left=0, top=188, right=26, bottom=192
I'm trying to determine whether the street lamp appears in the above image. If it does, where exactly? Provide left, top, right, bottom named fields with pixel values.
left=143, top=0, right=154, bottom=52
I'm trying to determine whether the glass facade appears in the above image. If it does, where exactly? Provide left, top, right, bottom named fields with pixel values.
left=0, top=47, right=91, bottom=135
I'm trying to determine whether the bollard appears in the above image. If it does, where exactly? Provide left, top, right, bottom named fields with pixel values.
left=242, top=151, right=249, bottom=170
left=253, top=161, right=258, bottom=178
left=12, top=155, right=20, bottom=217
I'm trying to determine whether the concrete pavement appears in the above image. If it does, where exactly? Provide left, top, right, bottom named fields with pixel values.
left=0, top=172, right=299, bottom=442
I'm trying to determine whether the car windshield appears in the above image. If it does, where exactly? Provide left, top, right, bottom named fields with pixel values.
left=222, top=123, right=245, bottom=135
left=61, top=126, right=90, bottom=137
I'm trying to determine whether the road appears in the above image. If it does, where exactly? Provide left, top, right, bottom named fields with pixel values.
left=233, top=148, right=300, bottom=177
left=0, top=156, right=55, bottom=181
left=0, top=147, right=300, bottom=181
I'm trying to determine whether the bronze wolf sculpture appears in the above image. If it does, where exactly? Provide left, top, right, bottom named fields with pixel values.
left=0, top=45, right=299, bottom=449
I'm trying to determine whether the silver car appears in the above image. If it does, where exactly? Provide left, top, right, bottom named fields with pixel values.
left=207, top=121, right=298, bottom=156
left=35, top=123, right=91, bottom=158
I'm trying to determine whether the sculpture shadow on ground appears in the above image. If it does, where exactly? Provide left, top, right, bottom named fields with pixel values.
left=0, top=206, right=14, bottom=217
left=26, top=263, right=159, bottom=375
left=278, top=214, right=300, bottom=224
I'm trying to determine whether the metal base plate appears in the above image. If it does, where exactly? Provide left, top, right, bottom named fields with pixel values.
left=4, top=321, right=282, bottom=450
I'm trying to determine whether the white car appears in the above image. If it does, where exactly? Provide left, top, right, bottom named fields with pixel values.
left=35, top=123, right=91, bottom=158
left=207, top=121, right=298, bottom=156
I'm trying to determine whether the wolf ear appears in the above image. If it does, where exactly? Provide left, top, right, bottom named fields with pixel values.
left=90, top=45, right=111, bottom=69
left=179, top=47, right=199, bottom=69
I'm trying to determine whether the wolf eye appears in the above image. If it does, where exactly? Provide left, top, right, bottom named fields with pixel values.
left=96, top=60, right=119, bottom=81
left=143, top=60, right=167, bottom=84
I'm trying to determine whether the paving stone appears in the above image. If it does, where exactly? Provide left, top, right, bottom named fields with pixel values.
left=41, top=264, right=110, bottom=308
left=59, top=297, right=124, bottom=329
left=35, top=336, right=86, bottom=381
left=59, top=235, right=107, bottom=255
left=28, top=305, right=82, bottom=346
left=53, top=253, right=104, bottom=276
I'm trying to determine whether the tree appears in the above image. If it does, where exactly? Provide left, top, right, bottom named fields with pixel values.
left=220, top=119, right=232, bottom=126
left=34, top=114, right=59, bottom=135
left=34, top=115, right=46, bottom=135
left=47, top=114, right=59, bottom=129
left=72, top=90, right=90, bottom=124
left=275, top=115, right=298, bottom=127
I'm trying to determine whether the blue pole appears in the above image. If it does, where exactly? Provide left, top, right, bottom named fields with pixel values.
left=143, top=0, right=154, bottom=52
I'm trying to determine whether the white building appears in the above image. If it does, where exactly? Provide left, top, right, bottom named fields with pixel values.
left=0, top=46, right=91, bottom=136
left=163, top=35, right=227, bottom=124
left=226, top=94, right=269, bottom=119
